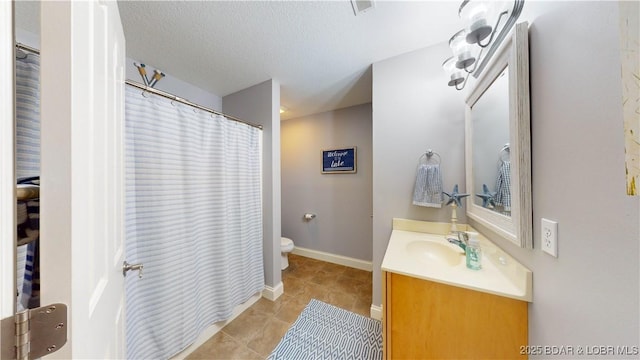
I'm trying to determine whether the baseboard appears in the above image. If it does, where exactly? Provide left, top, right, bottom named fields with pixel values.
left=170, top=292, right=262, bottom=360
left=262, top=282, right=284, bottom=301
left=370, top=304, right=383, bottom=320
left=292, top=246, right=372, bottom=271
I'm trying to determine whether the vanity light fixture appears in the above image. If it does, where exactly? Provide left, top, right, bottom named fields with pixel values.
left=443, top=0, right=524, bottom=90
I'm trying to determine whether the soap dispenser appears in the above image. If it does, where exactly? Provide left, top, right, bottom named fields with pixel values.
left=466, top=232, right=482, bottom=270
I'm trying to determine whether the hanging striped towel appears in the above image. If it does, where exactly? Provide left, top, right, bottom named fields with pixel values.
left=412, top=164, right=443, bottom=208
left=495, top=161, right=511, bottom=211
left=16, top=244, right=27, bottom=311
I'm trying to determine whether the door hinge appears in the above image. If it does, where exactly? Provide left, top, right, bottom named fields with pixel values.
left=1, top=303, right=67, bottom=360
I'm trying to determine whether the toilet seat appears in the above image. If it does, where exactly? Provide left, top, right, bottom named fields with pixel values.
left=281, top=237, right=294, bottom=252
left=280, top=237, right=295, bottom=270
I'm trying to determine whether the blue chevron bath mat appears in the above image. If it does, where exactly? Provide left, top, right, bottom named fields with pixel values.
left=267, top=299, right=383, bottom=360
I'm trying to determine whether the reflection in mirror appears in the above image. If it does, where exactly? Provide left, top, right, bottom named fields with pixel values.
left=15, top=1, right=42, bottom=312
left=471, top=66, right=510, bottom=216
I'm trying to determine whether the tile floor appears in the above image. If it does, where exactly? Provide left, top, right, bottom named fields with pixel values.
left=186, top=254, right=374, bottom=359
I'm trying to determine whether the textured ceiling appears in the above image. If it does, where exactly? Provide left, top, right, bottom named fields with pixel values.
left=16, top=1, right=462, bottom=120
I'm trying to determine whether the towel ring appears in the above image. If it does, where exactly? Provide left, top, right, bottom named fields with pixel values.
left=499, top=143, right=510, bottom=162
left=419, top=149, right=441, bottom=165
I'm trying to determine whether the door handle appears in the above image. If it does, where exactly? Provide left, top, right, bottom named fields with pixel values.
left=122, top=261, right=144, bottom=278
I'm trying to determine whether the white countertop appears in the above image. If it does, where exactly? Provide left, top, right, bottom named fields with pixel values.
left=381, top=218, right=532, bottom=302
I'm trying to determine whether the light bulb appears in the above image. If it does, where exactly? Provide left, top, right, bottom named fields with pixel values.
left=459, top=1, right=493, bottom=44
left=449, top=30, right=475, bottom=70
left=442, top=57, right=464, bottom=87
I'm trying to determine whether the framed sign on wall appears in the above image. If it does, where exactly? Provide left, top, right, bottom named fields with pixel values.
left=322, top=147, right=357, bottom=174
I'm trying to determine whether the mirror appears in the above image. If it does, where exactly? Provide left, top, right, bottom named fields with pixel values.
left=465, top=22, right=532, bottom=248
left=14, top=1, right=42, bottom=311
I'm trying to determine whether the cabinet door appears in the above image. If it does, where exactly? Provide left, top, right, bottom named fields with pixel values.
left=385, top=273, right=527, bottom=359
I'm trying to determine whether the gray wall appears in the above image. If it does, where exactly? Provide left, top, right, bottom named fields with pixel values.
left=15, top=27, right=39, bottom=49
left=223, top=80, right=282, bottom=290
left=477, top=1, right=638, bottom=354
left=125, top=57, right=222, bottom=110
left=281, top=104, right=373, bottom=261
left=372, top=42, right=467, bottom=305
left=374, top=0, right=639, bottom=354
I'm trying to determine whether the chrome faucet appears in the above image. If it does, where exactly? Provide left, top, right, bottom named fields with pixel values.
left=446, top=231, right=469, bottom=252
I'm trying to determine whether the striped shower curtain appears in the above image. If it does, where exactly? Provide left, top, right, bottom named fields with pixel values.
left=124, top=86, right=264, bottom=359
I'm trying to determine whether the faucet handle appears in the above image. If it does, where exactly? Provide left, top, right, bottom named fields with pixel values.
left=458, top=231, right=469, bottom=243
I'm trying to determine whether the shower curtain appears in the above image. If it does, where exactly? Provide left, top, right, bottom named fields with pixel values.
left=15, top=52, right=40, bottom=311
left=124, top=86, right=264, bottom=359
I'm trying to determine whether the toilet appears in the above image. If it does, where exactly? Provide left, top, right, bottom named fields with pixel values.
left=280, top=237, right=295, bottom=270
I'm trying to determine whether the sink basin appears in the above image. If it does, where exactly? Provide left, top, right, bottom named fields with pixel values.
left=405, top=241, right=464, bottom=266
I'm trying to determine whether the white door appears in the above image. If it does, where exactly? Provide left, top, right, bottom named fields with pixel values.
left=0, top=1, right=125, bottom=357
left=38, top=1, right=126, bottom=358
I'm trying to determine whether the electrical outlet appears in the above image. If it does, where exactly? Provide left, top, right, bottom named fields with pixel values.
left=541, top=218, right=558, bottom=257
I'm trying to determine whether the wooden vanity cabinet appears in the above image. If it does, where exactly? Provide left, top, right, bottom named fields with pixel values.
left=382, top=271, right=528, bottom=359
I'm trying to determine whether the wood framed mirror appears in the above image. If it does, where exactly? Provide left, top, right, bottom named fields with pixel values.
left=465, top=22, right=532, bottom=248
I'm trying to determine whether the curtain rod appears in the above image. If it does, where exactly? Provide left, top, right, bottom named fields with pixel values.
left=125, top=80, right=262, bottom=130
left=13, top=44, right=263, bottom=130
left=15, top=42, right=39, bottom=55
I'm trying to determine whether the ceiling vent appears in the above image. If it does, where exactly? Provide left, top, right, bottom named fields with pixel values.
left=351, top=0, right=375, bottom=16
